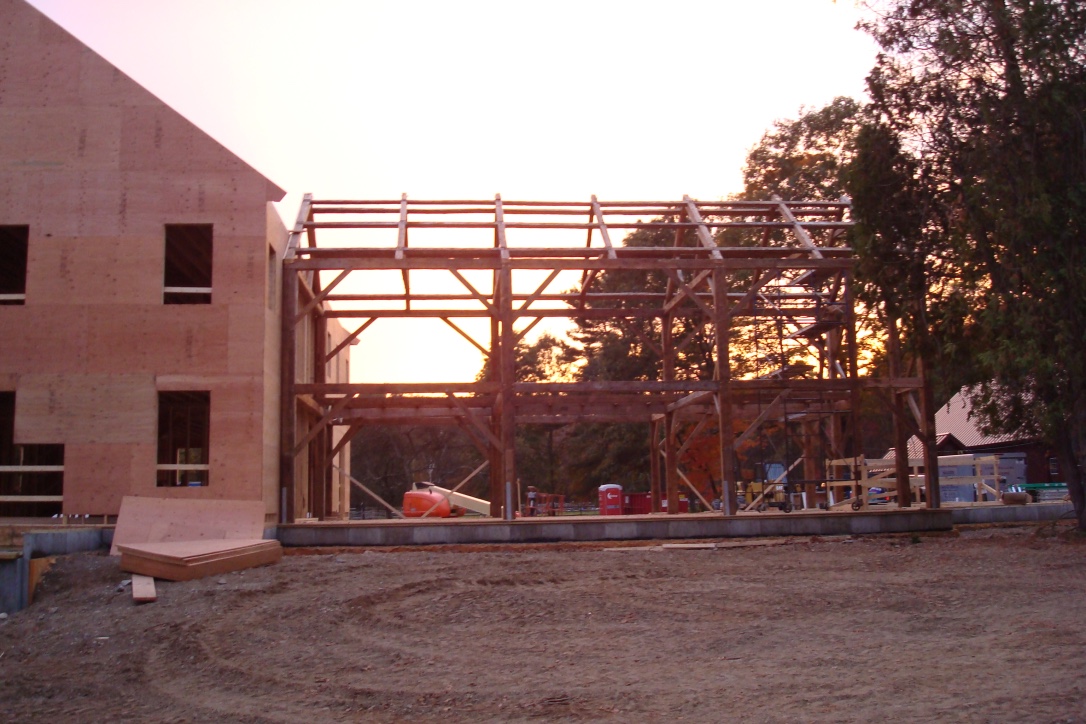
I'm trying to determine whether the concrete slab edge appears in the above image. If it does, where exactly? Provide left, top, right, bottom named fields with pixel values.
left=277, top=509, right=955, bottom=548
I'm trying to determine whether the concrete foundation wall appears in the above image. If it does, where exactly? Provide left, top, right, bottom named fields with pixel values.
left=278, top=509, right=957, bottom=547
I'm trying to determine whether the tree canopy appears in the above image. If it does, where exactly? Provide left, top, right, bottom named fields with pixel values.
left=849, top=0, right=1086, bottom=527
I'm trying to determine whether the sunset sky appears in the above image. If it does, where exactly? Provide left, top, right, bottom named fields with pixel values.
left=28, top=0, right=879, bottom=383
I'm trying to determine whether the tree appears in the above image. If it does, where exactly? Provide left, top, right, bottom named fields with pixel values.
left=741, top=96, right=863, bottom=203
left=852, top=0, right=1086, bottom=528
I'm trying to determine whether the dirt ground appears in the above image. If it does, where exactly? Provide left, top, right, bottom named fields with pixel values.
left=2, top=524, right=1085, bottom=723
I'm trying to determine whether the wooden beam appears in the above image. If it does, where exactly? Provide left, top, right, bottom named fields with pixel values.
left=733, top=391, right=791, bottom=449
left=324, top=318, right=374, bottom=364
left=590, top=195, right=618, bottom=259
left=441, top=318, right=490, bottom=358
left=335, top=465, right=405, bottom=518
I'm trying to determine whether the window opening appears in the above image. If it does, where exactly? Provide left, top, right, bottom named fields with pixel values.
left=164, top=224, right=212, bottom=304
left=0, top=392, right=64, bottom=516
left=156, top=391, right=210, bottom=486
left=0, top=226, right=29, bottom=306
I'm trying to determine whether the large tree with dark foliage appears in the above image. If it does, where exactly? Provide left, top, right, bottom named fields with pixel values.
left=849, top=0, right=1086, bottom=528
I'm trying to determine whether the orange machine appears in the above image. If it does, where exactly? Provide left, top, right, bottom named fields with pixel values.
left=402, top=489, right=465, bottom=518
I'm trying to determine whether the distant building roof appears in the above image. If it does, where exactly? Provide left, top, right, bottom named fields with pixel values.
left=884, top=389, right=1024, bottom=459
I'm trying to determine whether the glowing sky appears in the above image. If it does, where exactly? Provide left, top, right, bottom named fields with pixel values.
left=27, top=0, right=878, bottom=383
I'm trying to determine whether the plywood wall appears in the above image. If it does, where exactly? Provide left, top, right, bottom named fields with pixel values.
left=0, top=0, right=288, bottom=517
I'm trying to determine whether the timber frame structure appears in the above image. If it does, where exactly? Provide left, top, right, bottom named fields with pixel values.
left=281, top=194, right=941, bottom=521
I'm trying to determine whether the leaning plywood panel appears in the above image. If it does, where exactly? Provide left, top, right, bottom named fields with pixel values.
left=110, top=496, right=266, bottom=556
left=14, top=373, right=155, bottom=445
left=61, top=442, right=154, bottom=516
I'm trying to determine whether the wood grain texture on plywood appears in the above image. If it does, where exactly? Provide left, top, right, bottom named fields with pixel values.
left=14, top=373, right=155, bottom=444
left=118, top=539, right=281, bottom=581
left=0, top=306, right=89, bottom=374
left=61, top=442, right=153, bottom=516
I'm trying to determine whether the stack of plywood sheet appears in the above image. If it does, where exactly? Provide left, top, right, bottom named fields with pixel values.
left=111, top=496, right=281, bottom=588
left=117, top=539, right=282, bottom=581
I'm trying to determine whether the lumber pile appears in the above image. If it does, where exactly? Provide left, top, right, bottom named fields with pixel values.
left=110, top=497, right=281, bottom=596
left=117, top=539, right=282, bottom=582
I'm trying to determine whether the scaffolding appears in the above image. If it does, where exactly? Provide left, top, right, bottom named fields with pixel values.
left=280, top=194, right=941, bottom=521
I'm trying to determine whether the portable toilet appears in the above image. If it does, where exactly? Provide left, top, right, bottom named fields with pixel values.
left=598, top=484, right=623, bottom=515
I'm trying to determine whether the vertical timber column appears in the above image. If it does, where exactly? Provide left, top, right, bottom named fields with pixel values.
left=844, top=269, right=864, bottom=487
left=315, top=304, right=330, bottom=519
left=918, top=357, right=941, bottom=508
left=279, top=263, right=298, bottom=524
left=662, top=313, right=679, bottom=514
left=650, top=419, right=662, bottom=513
left=713, top=269, right=736, bottom=515
left=802, top=420, right=821, bottom=510
left=887, top=317, right=913, bottom=507
left=496, top=195, right=516, bottom=518
left=488, top=270, right=503, bottom=516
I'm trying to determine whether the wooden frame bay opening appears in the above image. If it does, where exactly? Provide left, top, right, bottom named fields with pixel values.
left=279, top=195, right=940, bottom=520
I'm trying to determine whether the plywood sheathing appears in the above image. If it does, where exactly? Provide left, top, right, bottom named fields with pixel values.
left=14, top=374, right=156, bottom=444
left=61, top=442, right=153, bottom=515
left=118, top=539, right=282, bottom=581
left=0, top=0, right=290, bottom=516
left=109, top=496, right=265, bottom=556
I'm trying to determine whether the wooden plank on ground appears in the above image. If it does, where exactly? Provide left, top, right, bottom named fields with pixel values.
left=131, top=574, right=157, bottom=603
left=110, top=496, right=266, bottom=556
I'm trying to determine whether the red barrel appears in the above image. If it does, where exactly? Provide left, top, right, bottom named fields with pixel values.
left=598, top=484, right=623, bottom=515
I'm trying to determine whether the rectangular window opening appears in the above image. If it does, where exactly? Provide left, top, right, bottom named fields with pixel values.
left=0, top=391, right=64, bottom=516
left=156, top=391, right=210, bottom=487
left=164, top=224, right=212, bottom=304
left=0, top=226, right=29, bottom=306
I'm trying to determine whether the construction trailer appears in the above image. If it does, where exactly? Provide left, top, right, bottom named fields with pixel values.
left=279, top=195, right=944, bottom=519
left=0, top=0, right=353, bottom=524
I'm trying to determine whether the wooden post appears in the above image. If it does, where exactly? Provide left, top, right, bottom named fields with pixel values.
left=918, top=356, right=941, bottom=508
left=488, top=281, right=503, bottom=517
left=662, top=313, right=679, bottom=514
left=665, top=412, right=680, bottom=515
left=496, top=196, right=516, bottom=518
left=802, top=419, right=821, bottom=510
left=714, top=269, right=736, bottom=515
left=650, top=419, right=662, bottom=513
left=844, top=270, right=864, bottom=486
left=887, top=317, right=913, bottom=507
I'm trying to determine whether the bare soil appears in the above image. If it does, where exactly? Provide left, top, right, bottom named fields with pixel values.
left=2, top=524, right=1085, bottom=723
